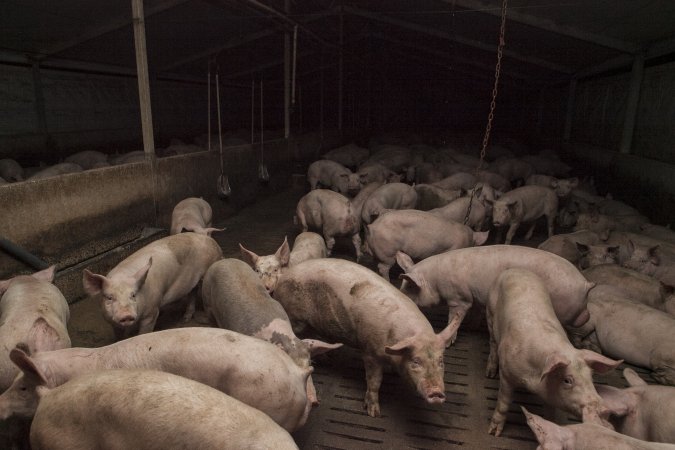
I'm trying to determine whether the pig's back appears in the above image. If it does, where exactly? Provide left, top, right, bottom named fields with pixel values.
left=30, top=369, right=299, bottom=450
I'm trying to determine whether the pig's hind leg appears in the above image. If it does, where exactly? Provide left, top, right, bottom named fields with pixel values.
left=485, top=308, right=499, bottom=378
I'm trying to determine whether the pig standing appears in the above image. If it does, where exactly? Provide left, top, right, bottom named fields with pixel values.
left=0, top=327, right=312, bottom=432
left=522, top=407, right=675, bottom=450
left=170, top=197, right=223, bottom=236
left=295, top=189, right=362, bottom=260
left=27, top=163, right=83, bottom=180
left=570, top=287, right=675, bottom=385
left=82, top=233, right=222, bottom=339
left=397, top=245, right=594, bottom=338
left=239, top=233, right=327, bottom=292
left=582, top=264, right=675, bottom=315
left=487, top=185, right=559, bottom=244
left=0, top=266, right=70, bottom=391
left=307, top=160, right=361, bottom=196
left=30, top=369, right=299, bottom=450
left=202, top=259, right=341, bottom=409
left=273, top=258, right=461, bottom=417
left=0, top=159, right=24, bottom=182
left=598, top=368, right=675, bottom=444
left=428, top=183, right=497, bottom=231
left=360, top=182, right=417, bottom=224
left=365, top=209, right=488, bottom=280
left=526, top=174, right=578, bottom=197
left=486, top=268, right=620, bottom=436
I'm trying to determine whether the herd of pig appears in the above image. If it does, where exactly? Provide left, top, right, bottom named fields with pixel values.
left=1, top=138, right=675, bottom=449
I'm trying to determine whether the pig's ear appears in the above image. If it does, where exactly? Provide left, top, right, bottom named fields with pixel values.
left=473, top=231, right=489, bottom=246
left=133, top=258, right=152, bottom=291
left=521, top=407, right=564, bottom=447
left=437, top=312, right=462, bottom=347
left=9, top=346, right=48, bottom=386
left=396, top=251, right=415, bottom=272
left=32, top=265, right=56, bottom=283
left=623, top=368, right=647, bottom=386
left=648, top=246, right=661, bottom=265
left=575, top=242, right=590, bottom=255
left=595, top=384, right=632, bottom=417
left=276, top=236, right=291, bottom=267
left=82, top=269, right=108, bottom=296
left=385, top=335, right=417, bottom=356
left=399, top=272, right=425, bottom=290
left=303, top=339, right=342, bottom=356
left=506, top=199, right=519, bottom=212
left=239, top=244, right=260, bottom=268
left=580, top=349, right=622, bottom=374
left=540, top=353, right=570, bottom=381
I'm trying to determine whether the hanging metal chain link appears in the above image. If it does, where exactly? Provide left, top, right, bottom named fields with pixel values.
left=464, top=0, right=508, bottom=226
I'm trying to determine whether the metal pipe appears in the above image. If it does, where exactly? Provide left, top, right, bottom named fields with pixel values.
left=0, top=238, right=50, bottom=271
left=619, top=52, right=645, bottom=155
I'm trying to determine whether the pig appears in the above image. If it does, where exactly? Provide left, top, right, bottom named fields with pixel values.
left=364, top=209, right=489, bottom=280
left=170, top=197, right=224, bottom=236
left=428, top=183, right=497, bottom=230
left=0, top=327, right=312, bottom=432
left=538, top=230, right=603, bottom=264
left=486, top=185, right=559, bottom=244
left=295, top=189, right=361, bottom=260
left=476, top=169, right=511, bottom=192
left=569, top=288, right=675, bottom=385
left=582, top=264, right=675, bottom=314
left=307, top=159, right=361, bottom=196
left=640, top=224, right=675, bottom=245
left=493, top=157, right=533, bottom=184
left=239, top=233, right=327, bottom=292
left=413, top=184, right=462, bottom=210
left=273, top=258, right=462, bottom=417
left=29, top=369, right=299, bottom=450
left=526, top=174, right=579, bottom=197
left=432, top=172, right=477, bottom=191
left=575, top=211, right=649, bottom=235
left=0, top=266, right=70, bottom=391
left=575, top=242, right=622, bottom=269
left=619, top=240, right=675, bottom=286
left=322, top=143, right=369, bottom=168
left=110, top=150, right=146, bottom=165
left=397, top=245, right=595, bottom=337
left=360, top=182, right=417, bottom=224
left=0, top=158, right=24, bottom=182
left=486, top=268, right=621, bottom=436
left=597, top=368, right=675, bottom=444
left=63, top=150, right=108, bottom=169
left=522, top=407, right=675, bottom=450
left=357, top=162, right=397, bottom=185
left=27, top=163, right=83, bottom=180
left=82, top=233, right=222, bottom=339
left=406, top=162, right=441, bottom=184
left=364, top=145, right=411, bottom=172
left=201, top=259, right=341, bottom=409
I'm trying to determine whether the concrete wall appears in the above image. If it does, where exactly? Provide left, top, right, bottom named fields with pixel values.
left=0, top=129, right=341, bottom=283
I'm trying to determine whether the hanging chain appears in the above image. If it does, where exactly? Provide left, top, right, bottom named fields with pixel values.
left=464, top=0, right=508, bottom=226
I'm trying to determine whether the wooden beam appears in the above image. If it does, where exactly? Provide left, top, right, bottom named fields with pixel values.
left=344, top=5, right=573, bottom=74
left=131, top=0, right=155, bottom=155
left=445, top=0, right=638, bottom=54
left=619, top=52, right=645, bottom=155
left=40, top=0, right=190, bottom=60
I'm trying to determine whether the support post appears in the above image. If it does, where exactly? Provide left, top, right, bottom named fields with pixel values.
left=131, top=0, right=155, bottom=155
left=338, top=6, right=344, bottom=133
left=619, top=52, right=645, bottom=155
left=563, top=77, right=577, bottom=142
left=283, top=0, right=291, bottom=139
left=319, top=54, right=325, bottom=148
left=31, top=61, right=48, bottom=146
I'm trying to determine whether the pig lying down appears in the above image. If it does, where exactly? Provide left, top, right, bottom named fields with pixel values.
left=273, top=258, right=461, bottom=417
left=30, top=369, right=299, bottom=450
left=486, top=268, right=620, bottom=436
left=170, top=197, right=224, bottom=236
left=82, top=233, right=222, bottom=339
left=0, top=266, right=70, bottom=391
left=0, top=327, right=312, bottom=432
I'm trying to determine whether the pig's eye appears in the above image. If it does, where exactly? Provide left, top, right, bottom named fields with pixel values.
left=563, top=376, right=573, bottom=386
left=20, top=385, right=27, bottom=391
left=103, top=294, right=113, bottom=301
left=411, top=357, right=422, bottom=367
left=130, top=292, right=137, bottom=299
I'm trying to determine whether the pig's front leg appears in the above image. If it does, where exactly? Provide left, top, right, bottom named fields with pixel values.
left=324, top=234, right=335, bottom=256
left=504, top=222, right=520, bottom=245
left=546, top=213, right=556, bottom=238
left=488, top=377, right=514, bottom=437
left=352, top=233, right=362, bottom=262
left=377, top=262, right=392, bottom=281
left=523, top=222, right=537, bottom=241
left=137, top=308, right=160, bottom=335
left=363, top=355, right=384, bottom=417
left=446, top=298, right=470, bottom=346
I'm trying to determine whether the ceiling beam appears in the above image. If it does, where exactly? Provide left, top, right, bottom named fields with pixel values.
left=445, top=0, right=638, bottom=54
left=38, top=0, right=190, bottom=60
left=161, top=9, right=335, bottom=72
left=369, top=32, right=539, bottom=82
left=343, top=5, right=573, bottom=74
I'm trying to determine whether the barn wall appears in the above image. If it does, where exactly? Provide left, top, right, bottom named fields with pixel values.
left=0, top=130, right=340, bottom=281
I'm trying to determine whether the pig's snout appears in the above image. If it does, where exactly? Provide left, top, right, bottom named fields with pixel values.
left=425, top=390, right=446, bottom=404
left=116, top=313, right=137, bottom=327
